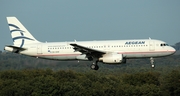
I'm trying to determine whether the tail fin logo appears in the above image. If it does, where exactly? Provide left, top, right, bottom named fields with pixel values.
left=9, top=23, right=34, bottom=47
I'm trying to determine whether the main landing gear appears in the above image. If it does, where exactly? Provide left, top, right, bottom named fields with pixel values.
left=150, top=57, right=155, bottom=68
left=90, top=60, right=99, bottom=70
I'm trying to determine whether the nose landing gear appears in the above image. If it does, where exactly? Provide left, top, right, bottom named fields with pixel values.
left=150, top=57, right=155, bottom=68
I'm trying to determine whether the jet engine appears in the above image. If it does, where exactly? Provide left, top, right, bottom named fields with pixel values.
left=99, top=53, right=123, bottom=64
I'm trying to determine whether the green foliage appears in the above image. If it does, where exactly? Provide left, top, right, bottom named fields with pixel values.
left=0, top=69, right=179, bottom=96
left=0, top=52, right=180, bottom=95
left=122, top=72, right=160, bottom=86
left=161, top=70, right=180, bottom=96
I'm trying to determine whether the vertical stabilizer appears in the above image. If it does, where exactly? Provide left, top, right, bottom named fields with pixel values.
left=6, top=17, right=40, bottom=47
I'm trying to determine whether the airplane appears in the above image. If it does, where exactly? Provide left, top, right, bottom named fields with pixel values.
left=4, top=17, right=176, bottom=70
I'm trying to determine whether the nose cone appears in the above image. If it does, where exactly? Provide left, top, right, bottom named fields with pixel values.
left=170, top=47, right=176, bottom=55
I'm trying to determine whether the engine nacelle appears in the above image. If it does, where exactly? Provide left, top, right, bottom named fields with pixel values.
left=76, top=54, right=93, bottom=61
left=76, top=54, right=88, bottom=60
left=100, top=53, right=123, bottom=64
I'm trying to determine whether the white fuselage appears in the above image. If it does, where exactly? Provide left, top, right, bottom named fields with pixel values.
left=12, top=39, right=175, bottom=61
left=5, top=17, right=176, bottom=70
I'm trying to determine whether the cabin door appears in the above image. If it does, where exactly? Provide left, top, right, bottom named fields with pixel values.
left=37, top=45, right=42, bottom=54
left=149, top=41, right=155, bottom=51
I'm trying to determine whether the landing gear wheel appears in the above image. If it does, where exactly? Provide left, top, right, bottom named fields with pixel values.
left=150, top=57, right=155, bottom=68
left=90, top=64, right=99, bottom=70
left=91, top=64, right=96, bottom=69
left=151, top=64, right=155, bottom=68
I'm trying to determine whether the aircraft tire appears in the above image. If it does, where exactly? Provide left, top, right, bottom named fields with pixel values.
left=91, top=64, right=99, bottom=70
left=152, top=64, right=155, bottom=68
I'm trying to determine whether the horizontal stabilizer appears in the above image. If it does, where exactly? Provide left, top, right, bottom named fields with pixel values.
left=5, top=45, right=27, bottom=51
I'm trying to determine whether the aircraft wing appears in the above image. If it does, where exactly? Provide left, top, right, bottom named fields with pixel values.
left=70, top=43, right=106, bottom=58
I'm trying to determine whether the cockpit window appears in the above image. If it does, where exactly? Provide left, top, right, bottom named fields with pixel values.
left=160, top=43, right=169, bottom=46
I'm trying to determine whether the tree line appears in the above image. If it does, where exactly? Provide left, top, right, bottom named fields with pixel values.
left=0, top=45, right=180, bottom=95
left=0, top=52, right=180, bottom=72
left=0, top=69, right=180, bottom=96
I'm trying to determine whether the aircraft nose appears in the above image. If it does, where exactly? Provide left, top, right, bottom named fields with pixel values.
left=170, top=47, right=176, bottom=54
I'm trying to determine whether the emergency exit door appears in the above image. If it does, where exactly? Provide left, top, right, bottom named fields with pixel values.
left=37, top=45, right=42, bottom=54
